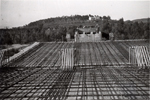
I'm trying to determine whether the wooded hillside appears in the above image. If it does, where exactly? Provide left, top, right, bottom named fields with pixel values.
left=0, top=15, right=149, bottom=45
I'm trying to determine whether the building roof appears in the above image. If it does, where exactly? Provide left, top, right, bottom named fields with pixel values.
left=77, top=28, right=98, bottom=33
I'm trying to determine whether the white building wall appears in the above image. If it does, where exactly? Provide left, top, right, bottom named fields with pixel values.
left=75, top=32, right=102, bottom=42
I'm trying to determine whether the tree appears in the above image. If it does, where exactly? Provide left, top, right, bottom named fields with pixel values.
left=117, top=18, right=124, bottom=34
left=101, top=19, right=112, bottom=33
left=3, top=31, right=13, bottom=45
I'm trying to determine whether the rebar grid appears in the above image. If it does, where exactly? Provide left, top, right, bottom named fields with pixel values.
left=0, top=41, right=149, bottom=100
left=0, top=66, right=149, bottom=100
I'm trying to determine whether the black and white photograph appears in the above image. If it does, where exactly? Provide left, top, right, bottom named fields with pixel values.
left=0, top=0, right=149, bottom=100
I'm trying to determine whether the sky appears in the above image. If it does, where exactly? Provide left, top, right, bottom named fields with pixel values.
left=0, top=0, right=149, bottom=28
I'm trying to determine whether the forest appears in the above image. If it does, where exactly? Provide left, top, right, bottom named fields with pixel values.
left=0, top=15, right=149, bottom=45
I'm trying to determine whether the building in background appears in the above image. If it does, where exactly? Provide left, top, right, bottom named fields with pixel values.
left=66, top=33, right=71, bottom=42
left=74, top=26, right=102, bottom=42
left=109, top=32, right=114, bottom=41
left=89, top=15, right=101, bottom=21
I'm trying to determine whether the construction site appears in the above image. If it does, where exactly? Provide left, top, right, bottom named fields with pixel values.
left=0, top=40, right=149, bottom=100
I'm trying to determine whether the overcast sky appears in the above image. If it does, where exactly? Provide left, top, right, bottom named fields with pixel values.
left=0, top=0, right=149, bottom=28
